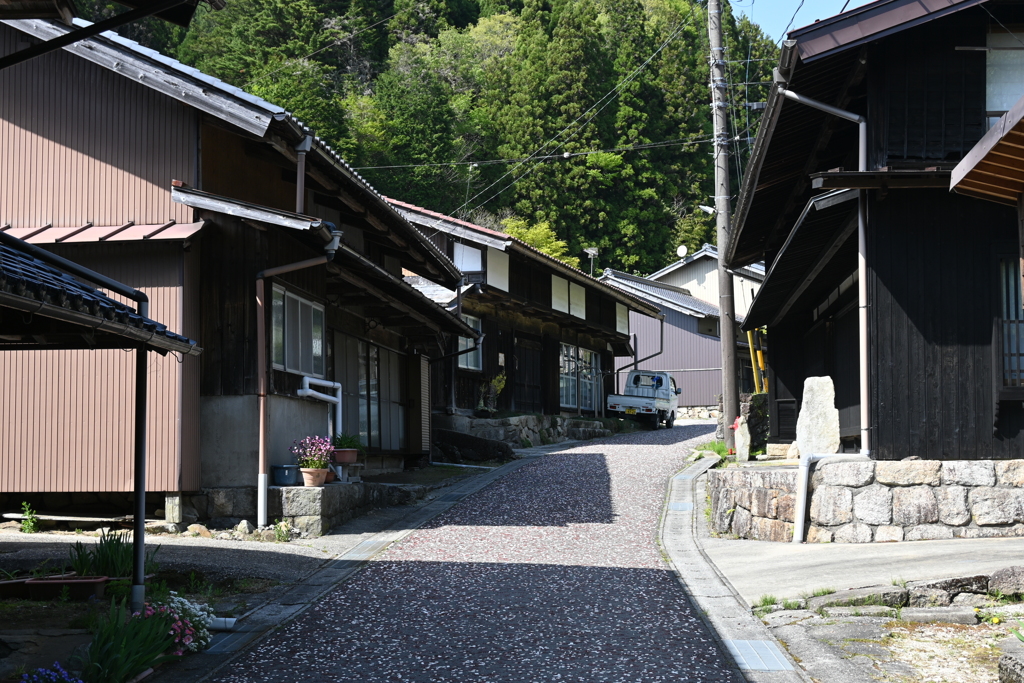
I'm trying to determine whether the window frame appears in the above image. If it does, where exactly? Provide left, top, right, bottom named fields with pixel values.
left=270, top=284, right=326, bottom=378
left=458, top=314, right=483, bottom=371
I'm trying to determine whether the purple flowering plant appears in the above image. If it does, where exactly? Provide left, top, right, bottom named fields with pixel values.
left=290, top=435, right=332, bottom=469
left=21, top=662, right=82, bottom=683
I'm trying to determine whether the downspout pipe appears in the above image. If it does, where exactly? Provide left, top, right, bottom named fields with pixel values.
left=295, top=136, right=313, bottom=214
left=256, top=227, right=341, bottom=528
left=777, top=87, right=871, bottom=456
left=632, top=317, right=666, bottom=367
left=792, top=452, right=870, bottom=543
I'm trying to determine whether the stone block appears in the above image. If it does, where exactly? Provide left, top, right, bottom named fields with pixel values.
left=207, top=488, right=257, bottom=519
left=290, top=515, right=330, bottom=537
left=1000, top=643, right=1024, bottom=683
left=281, top=487, right=322, bottom=517
left=908, top=588, right=951, bottom=607
left=952, top=593, right=991, bottom=607
left=997, top=461, right=1024, bottom=487
left=904, top=524, right=954, bottom=541
left=735, top=488, right=752, bottom=511
left=832, top=522, right=873, bottom=543
left=236, top=519, right=255, bottom=534
left=900, top=607, right=977, bottom=625
left=991, top=566, right=1024, bottom=596
left=810, top=485, right=853, bottom=526
left=735, top=418, right=751, bottom=462
left=796, top=376, right=841, bottom=456
left=750, top=488, right=776, bottom=518
left=163, top=493, right=183, bottom=524
left=963, top=524, right=1024, bottom=539
left=752, top=517, right=793, bottom=542
left=188, top=494, right=209, bottom=519
left=710, top=487, right=734, bottom=534
left=180, top=504, right=199, bottom=524
left=941, top=461, right=996, bottom=487
left=733, top=506, right=752, bottom=538
left=766, top=444, right=790, bottom=458
left=908, top=575, right=988, bottom=595
left=892, top=486, right=938, bottom=526
left=186, top=524, right=211, bottom=538
left=821, top=461, right=875, bottom=487
left=805, top=585, right=908, bottom=610
left=777, top=494, right=796, bottom=523
left=970, top=488, right=1021, bottom=526
left=875, top=461, right=941, bottom=486
left=936, top=486, right=970, bottom=526
left=874, top=525, right=904, bottom=542
left=853, top=484, right=892, bottom=525
left=787, top=441, right=800, bottom=459
left=806, top=526, right=832, bottom=543
left=823, top=605, right=896, bottom=617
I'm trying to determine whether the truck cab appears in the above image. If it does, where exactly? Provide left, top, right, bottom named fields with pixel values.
left=606, top=371, right=682, bottom=428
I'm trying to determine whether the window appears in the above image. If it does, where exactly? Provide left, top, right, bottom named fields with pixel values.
left=560, top=344, right=602, bottom=411
left=560, top=343, right=578, bottom=408
left=999, top=256, right=1024, bottom=388
left=987, top=30, right=1024, bottom=128
left=271, top=286, right=325, bottom=377
left=697, top=317, right=719, bottom=337
left=459, top=315, right=482, bottom=370
left=616, top=303, right=629, bottom=334
left=338, top=333, right=407, bottom=451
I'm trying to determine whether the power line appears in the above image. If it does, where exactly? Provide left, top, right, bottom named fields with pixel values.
left=457, top=3, right=704, bottom=217
left=779, top=0, right=805, bottom=44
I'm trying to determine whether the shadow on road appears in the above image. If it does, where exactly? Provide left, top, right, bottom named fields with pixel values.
left=214, top=560, right=734, bottom=683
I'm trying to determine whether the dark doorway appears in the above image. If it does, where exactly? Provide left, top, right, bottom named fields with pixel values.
left=514, top=338, right=543, bottom=413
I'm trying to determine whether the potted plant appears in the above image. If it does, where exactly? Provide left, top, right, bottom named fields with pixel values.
left=291, top=436, right=332, bottom=487
left=476, top=372, right=507, bottom=416
left=331, top=433, right=365, bottom=464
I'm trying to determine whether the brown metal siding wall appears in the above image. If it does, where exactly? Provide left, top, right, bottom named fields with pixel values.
left=179, top=243, right=202, bottom=490
left=0, top=24, right=195, bottom=229
left=0, top=243, right=187, bottom=492
left=615, top=309, right=722, bottom=406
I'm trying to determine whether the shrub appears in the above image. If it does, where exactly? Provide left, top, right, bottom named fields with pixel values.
left=153, top=592, right=215, bottom=652
left=20, top=501, right=39, bottom=534
left=75, top=599, right=180, bottom=683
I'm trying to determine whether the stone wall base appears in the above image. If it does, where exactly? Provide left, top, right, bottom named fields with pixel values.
left=676, top=406, right=720, bottom=420
left=709, top=459, right=1024, bottom=544
left=433, top=414, right=611, bottom=448
left=176, top=483, right=428, bottom=537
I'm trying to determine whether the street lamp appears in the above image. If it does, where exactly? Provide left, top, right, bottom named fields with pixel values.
left=584, top=247, right=599, bottom=276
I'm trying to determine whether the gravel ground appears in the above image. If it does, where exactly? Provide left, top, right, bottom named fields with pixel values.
left=214, top=423, right=733, bottom=683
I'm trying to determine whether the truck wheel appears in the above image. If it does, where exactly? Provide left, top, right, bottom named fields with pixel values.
left=650, top=413, right=661, bottom=430
left=665, top=411, right=675, bottom=428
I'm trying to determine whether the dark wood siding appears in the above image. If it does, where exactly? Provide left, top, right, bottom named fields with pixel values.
left=869, top=189, right=1019, bottom=460
left=872, top=15, right=986, bottom=167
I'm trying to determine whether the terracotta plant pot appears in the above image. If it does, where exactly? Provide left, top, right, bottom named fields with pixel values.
left=26, top=575, right=107, bottom=601
left=325, top=468, right=336, bottom=483
left=300, top=468, right=328, bottom=487
left=332, top=448, right=359, bottom=464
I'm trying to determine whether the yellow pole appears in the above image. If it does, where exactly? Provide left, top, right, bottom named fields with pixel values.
left=755, top=330, right=768, bottom=393
left=746, top=330, right=762, bottom=393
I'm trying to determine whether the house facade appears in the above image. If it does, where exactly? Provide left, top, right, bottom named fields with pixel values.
left=731, top=0, right=1024, bottom=459
left=648, top=244, right=764, bottom=319
left=388, top=200, right=662, bottom=419
left=0, top=17, right=474, bottom=499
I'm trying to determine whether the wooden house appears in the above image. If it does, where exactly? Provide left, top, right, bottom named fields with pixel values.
left=0, top=17, right=474, bottom=503
left=648, top=244, right=764, bottom=319
left=387, top=200, right=662, bottom=418
left=731, top=0, right=1024, bottom=459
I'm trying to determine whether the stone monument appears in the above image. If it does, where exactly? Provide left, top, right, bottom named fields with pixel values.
left=795, top=376, right=841, bottom=456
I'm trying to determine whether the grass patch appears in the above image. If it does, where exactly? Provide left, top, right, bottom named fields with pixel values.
left=756, top=594, right=779, bottom=608
left=782, top=599, right=803, bottom=610
left=696, top=440, right=730, bottom=457
left=892, top=577, right=908, bottom=588
left=811, top=586, right=837, bottom=597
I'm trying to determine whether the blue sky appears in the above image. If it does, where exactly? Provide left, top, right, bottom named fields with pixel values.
left=733, top=0, right=874, bottom=43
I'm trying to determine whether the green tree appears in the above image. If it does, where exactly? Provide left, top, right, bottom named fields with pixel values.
left=501, top=217, right=580, bottom=267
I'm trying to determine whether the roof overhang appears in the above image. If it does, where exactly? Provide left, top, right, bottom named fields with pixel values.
left=744, top=190, right=859, bottom=330
left=951, top=91, right=1024, bottom=206
left=789, top=0, right=988, bottom=63
left=812, top=169, right=952, bottom=190
left=1, top=221, right=205, bottom=244
left=171, top=183, right=331, bottom=235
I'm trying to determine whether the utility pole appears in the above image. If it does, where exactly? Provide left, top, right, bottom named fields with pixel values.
left=708, top=0, right=739, bottom=451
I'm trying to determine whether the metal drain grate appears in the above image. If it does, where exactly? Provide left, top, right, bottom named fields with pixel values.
left=722, top=640, right=794, bottom=671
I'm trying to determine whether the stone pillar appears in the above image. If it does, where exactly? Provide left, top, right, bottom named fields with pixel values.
left=164, top=492, right=183, bottom=524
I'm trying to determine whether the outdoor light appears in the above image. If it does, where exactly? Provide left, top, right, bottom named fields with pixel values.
left=698, top=205, right=716, bottom=215
left=584, top=247, right=599, bottom=275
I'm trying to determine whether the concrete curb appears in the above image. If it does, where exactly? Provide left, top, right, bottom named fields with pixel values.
left=189, top=454, right=545, bottom=682
left=659, top=458, right=812, bottom=683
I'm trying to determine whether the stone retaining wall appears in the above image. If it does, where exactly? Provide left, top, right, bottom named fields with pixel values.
left=676, top=405, right=720, bottom=420
left=173, top=483, right=429, bottom=537
left=433, top=414, right=612, bottom=448
left=708, top=459, right=1024, bottom=543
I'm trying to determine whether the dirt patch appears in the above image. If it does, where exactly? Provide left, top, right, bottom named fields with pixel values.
left=0, top=599, right=92, bottom=630
left=878, top=622, right=1006, bottom=683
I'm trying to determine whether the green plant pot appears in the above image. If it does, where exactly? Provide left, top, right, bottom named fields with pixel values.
left=26, top=575, right=106, bottom=601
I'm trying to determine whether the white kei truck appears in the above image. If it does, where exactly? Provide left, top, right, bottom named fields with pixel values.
left=605, top=370, right=681, bottom=429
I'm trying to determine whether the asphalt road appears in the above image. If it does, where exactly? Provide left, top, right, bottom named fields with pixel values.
left=212, top=424, right=733, bottom=683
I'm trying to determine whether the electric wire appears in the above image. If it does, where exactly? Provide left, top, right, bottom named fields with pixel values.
left=779, top=0, right=805, bottom=43
left=455, top=2, right=705, bottom=218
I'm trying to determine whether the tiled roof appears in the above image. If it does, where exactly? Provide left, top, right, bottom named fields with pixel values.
left=0, top=241, right=199, bottom=354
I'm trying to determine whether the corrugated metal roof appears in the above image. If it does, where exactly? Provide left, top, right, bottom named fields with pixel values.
left=648, top=243, right=765, bottom=282
left=600, top=270, right=727, bottom=319
left=0, top=221, right=204, bottom=244
left=403, top=275, right=457, bottom=307
left=0, top=239, right=199, bottom=354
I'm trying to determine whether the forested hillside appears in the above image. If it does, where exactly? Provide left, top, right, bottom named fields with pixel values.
left=77, top=0, right=775, bottom=274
